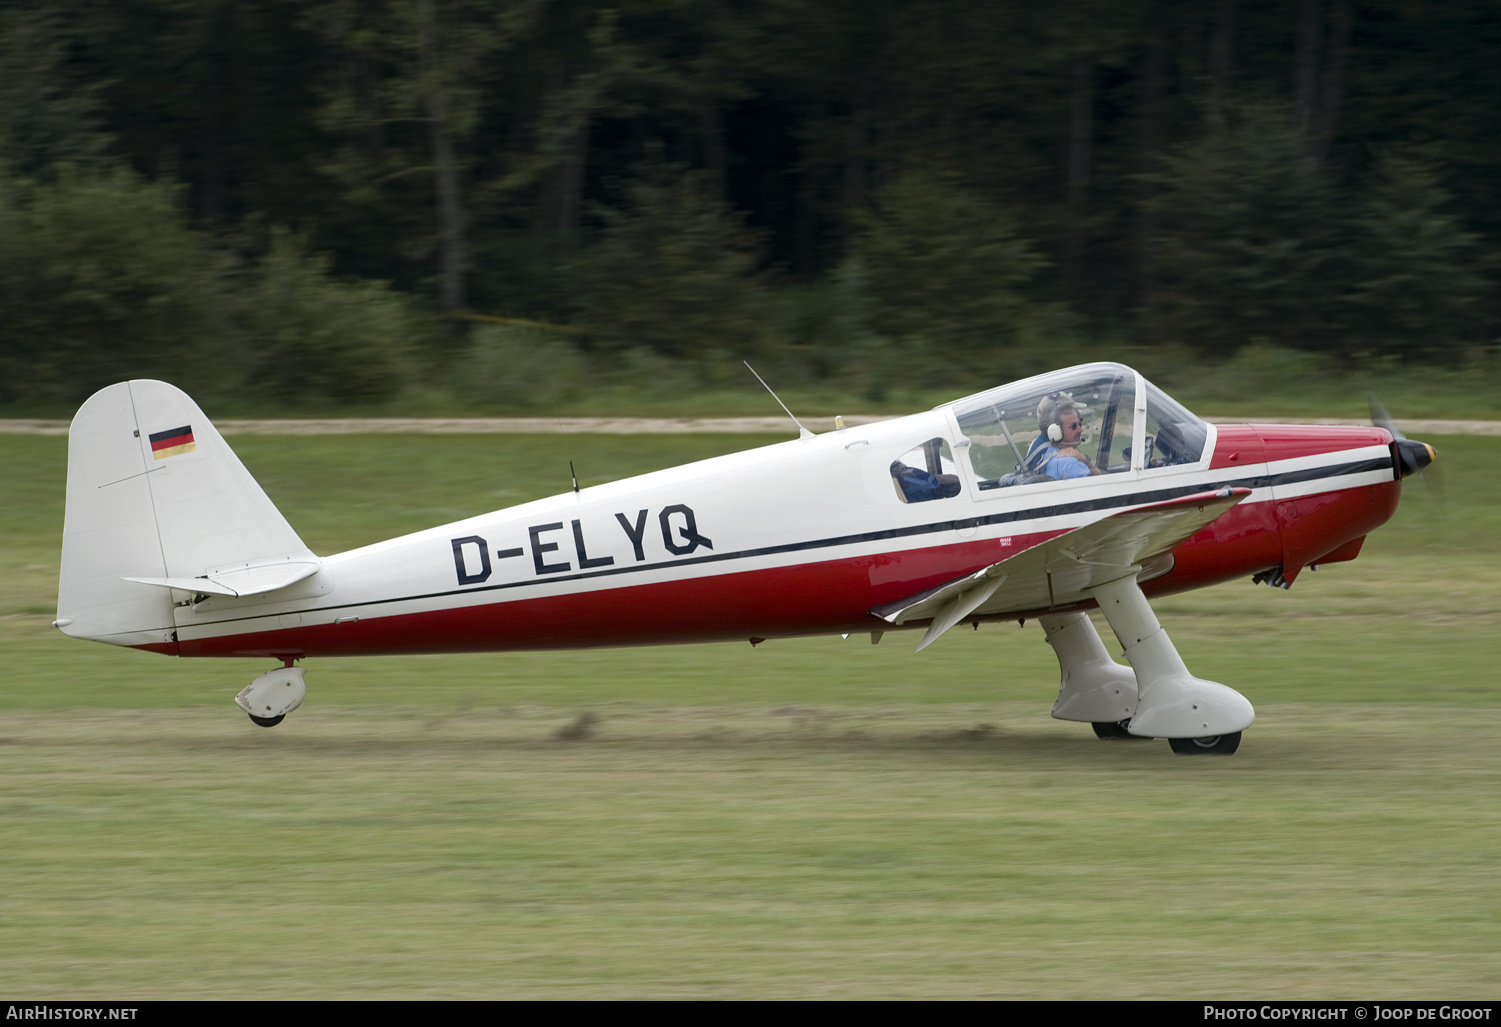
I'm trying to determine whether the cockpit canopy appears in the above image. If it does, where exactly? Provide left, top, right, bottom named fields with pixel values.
left=944, top=363, right=1207, bottom=491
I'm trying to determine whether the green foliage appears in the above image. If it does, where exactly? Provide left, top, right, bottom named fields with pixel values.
left=0, top=168, right=416, bottom=406
left=1151, top=106, right=1493, bottom=364
left=1345, top=154, right=1490, bottom=360
left=1150, top=103, right=1341, bottom=357
left=0, top=168, right=240, bottom=404
left=452, top=322, right=586, bottom=409
left=614, top=345, right=703, bottom=397
left=245, top=231, right=414, bottom=402
left=574, top=168, right=767, bottom=363
left=0, top=4, right=111, bottom=176
left=844, top=171, right=1046, bottom=353
left=5, top=0, right=1501, bottom=403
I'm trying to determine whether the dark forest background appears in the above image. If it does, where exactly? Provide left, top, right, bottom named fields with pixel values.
left=0, top=0, right=1497, bottom=411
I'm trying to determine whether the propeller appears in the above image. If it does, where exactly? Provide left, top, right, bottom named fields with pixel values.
left=1369, top=395, right=1444, bottom=508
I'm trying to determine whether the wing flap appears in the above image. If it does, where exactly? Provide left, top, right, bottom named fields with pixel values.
left=914, top=574, right=1007, bottom=653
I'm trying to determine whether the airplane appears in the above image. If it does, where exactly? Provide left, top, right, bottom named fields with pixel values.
left=53, top=362, right=1435, bottom=755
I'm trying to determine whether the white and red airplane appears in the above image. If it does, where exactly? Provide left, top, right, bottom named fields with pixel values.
left=54, top=362, right=1433, bottom=755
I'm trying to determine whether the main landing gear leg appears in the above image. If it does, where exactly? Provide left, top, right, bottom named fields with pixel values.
left=1087, top=572, right=1255, bottom=755
left=1040, top=610, right=1141, bottom=738
left=234, top=665, right=306, bottom=728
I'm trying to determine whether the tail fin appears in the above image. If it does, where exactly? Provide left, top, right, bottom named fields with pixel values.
left=56, top=380, right=317, bottom=650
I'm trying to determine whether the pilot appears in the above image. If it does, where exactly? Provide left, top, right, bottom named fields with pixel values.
left=1025, top=397, right=1058, bottom=465
left=1031, top=398, right=1098, bottom=480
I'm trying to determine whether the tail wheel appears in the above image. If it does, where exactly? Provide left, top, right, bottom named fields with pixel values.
left=1168, top=731, right=1241, bottom=755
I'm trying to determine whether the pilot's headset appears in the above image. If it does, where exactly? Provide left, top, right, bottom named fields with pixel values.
left=1041, top=393, right=1073, bottom=443
left=1045, top=394, right=1088, bottom=445
left=1036, top=396, right=1062, bottom=443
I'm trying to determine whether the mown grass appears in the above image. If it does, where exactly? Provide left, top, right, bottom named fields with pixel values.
left=3, top=703, right=1500, bottom=999
left=2, top=431, right=1498, bottom=997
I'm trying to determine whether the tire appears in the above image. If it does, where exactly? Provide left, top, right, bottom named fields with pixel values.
left=248, top=713, right=285, bottom=728
left=1168, top=731, right=1241, bottom=755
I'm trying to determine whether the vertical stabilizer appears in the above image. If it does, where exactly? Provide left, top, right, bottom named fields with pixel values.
left=56, top=380, right=314, bottom=650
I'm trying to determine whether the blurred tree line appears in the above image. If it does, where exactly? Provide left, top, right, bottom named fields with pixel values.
left=0, top=0, right=1496, bottom=407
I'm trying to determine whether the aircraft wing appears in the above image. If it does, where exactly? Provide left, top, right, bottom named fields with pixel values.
left=873, top=487, right=1251, bottom=651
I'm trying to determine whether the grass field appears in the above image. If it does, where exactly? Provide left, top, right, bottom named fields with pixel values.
left=2, top=431, right=1499, bottom=998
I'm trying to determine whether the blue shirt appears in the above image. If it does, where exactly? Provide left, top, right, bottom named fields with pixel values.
left=1038, top=446, right=1091, bottom=480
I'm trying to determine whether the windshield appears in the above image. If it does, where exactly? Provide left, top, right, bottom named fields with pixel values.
left=1142, top=379, right=1208, bottom=467
left=949, top=364, right=1136, bottom=490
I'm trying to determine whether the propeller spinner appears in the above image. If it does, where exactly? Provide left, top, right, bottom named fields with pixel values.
left=1370, top=396, right=1438, bottom=480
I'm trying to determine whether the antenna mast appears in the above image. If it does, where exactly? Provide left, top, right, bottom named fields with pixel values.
left=744, top=361, right=814, bottom=439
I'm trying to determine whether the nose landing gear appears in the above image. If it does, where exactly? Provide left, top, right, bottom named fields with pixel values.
left=1168, top=732, right=1242, bottom=755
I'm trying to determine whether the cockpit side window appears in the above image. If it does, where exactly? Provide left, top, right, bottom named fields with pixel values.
left=890, top=437, right=961, bottom=503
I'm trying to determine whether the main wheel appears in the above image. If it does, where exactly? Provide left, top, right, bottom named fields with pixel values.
left=1168, top=731, right=1241, bottom=755
left=248, top=713, right=285, bottom=728
left=1092, top=721, right=1137, bottom=740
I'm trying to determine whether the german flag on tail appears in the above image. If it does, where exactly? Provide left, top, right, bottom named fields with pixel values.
left=149, top=425, right=196, bottom=460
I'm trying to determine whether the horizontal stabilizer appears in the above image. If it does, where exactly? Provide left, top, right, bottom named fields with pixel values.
left=124, top=576, right=238, bottom=598
left=875, top=487, right=1250, bottom=649
left=124, top=557, right=322, bottom=599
